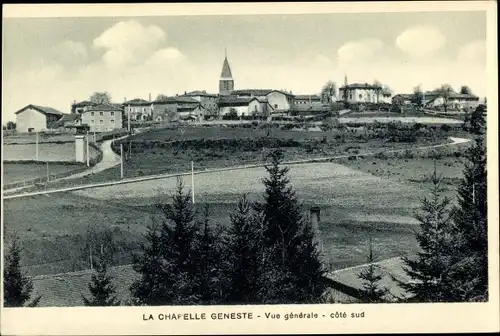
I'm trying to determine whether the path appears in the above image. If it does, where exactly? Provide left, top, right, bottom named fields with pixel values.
left=3, top=136, right=471, bottom=200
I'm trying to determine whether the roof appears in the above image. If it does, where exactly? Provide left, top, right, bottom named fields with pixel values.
left=124, top=98, right=150, bottom=105
left=177, top=103, right=202, bottom=111
left=184, top=90, right=217, bottom=97
left=83, top=103, right=124, bottom=112
left=15, top=104, right=66, bottom=116
left=72, top=100, right=95, bottom=107
left=217, top=97, right=253, bottom=106
left=294, top=94, right=321, bottom=101
left=326, top=257, right=413, bottom=302
left=292, top=102, right=330, bottom=112
left=340, top=83, right=382, bottom=90
left=393, top=94, right=413, bottom=100
left=153, top=96, right=198, bottom=104
left=220, top=57, right=233, bottom=80
left=231, top=89, right=295, bottom=97
left=53, top=114, right=81, bottom=127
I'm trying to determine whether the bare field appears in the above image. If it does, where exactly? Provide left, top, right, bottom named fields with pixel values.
left=3, top=143, right=100, bottom=162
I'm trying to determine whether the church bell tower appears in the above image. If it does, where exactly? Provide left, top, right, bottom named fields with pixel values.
left=219, top=49, right=234, bottom=96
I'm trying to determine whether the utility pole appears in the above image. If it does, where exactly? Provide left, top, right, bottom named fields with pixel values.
left=35, top=132, right=39, bottom=161
left=191, top=161, right=195, bottom=204
left=128, top=105, right=131, bottom=133
left=120, top=143, right=124, bottom=179
left=86, top=132, right=90, bottom=167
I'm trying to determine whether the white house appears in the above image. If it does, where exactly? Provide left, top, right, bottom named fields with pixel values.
left=424, top=93, right=480, bottom=111
left=227, top=89, right=295, bottom=115
left=14, top=104, right=66, bottom=133
left=80, top=104, right=123, bottom=132
left=338, top=83, right=383, bottom=104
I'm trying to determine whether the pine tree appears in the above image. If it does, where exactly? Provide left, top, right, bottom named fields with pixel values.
left=130, top=178, right=199, bottom=305
left=401, top=166, right=463, bottom=302
left=357, top=236, right=389, bottom=303
left=224, top=195, right=262, bottom=304
left=254, top=149, right=326, bottom=303
left=450, top=104, right=488, bottom=301
left=82, top=261, right=120, bottom=306
left=4, top=233, right=41, bottom=307
left=191, top=204, right=225, bottom=304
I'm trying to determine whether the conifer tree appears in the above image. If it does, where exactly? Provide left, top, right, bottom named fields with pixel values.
left=82, top=261, right=120, bottom=306
left=131, top=178, right=200, bottom=305
left=4, top=234, right=41, bottom=307
left=357, top=236, right=389, bottom=303
left=224, top=195, right=262, bottom=304
left=254, top=149, right=326, bottom=303
left=401, top=166, right=463, bottom=302
left=191, top=204, right=225, bottom=304
left=450, top=104, right=488, bottom=301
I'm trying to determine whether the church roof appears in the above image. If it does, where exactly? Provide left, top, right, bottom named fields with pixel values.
left=220, top=57, right=233, bottom=80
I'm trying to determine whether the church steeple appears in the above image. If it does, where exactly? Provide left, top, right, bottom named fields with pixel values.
left=219, top=49, right=234, bottom=95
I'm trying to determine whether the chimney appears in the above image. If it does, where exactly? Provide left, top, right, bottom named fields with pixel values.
left=124, top=97, right=127, bottom=103
left=149, top=93, right=151, bottom=102
left=310, top=206, right=323, bottom=254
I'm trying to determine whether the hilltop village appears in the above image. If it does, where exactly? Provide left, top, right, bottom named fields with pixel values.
left=11, top=52, right=481, bottom=134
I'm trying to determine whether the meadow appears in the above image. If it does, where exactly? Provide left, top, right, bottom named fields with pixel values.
left=2, top=163, right=85, bottom=185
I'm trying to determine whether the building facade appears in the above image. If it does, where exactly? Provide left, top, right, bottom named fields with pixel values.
left=339, top=83, right=383, bottom=104
left=294, top=94, right=322, bottom=105
left=124, top=98, right=153, bottom=121
left=219, top=52, right=234, bottom=96
left=81, top=104, right=123, bottom=132
left=15, top=105, right=66, bottom=133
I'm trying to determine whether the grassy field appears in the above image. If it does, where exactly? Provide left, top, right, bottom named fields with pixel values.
left=2, top=163, right=85, bottom=184
left=3, top=143, right=100, bottom=162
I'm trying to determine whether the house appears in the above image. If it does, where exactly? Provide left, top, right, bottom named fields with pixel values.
left=14, top=104, right=67, bottom=133
left=177, top=103, right=205, bottom=121
left=80, top=104, right=123, bottom=132
left=291, top=102, right=330, bottom=116
left=424, top=92, right=480, bottom=111
left=381, top=90, right=393, bottom=104
left=294, top=94, right=322, bottom=105
left=392, top=94, right=413, bottom=105
left=124, top=98, right=153, bottom=121
left=151, top=96, right=202, bottom=121
left=178, top=90, right=218, bottom=119
left=339, top=83, right=383, bottom=104
left=71, top=100, right=96, bottom=114
left=218, top=96, right=268, bottom=118
left=228, top=89, right=295, bottom=114
left=324, top=257, right=414, bottom=303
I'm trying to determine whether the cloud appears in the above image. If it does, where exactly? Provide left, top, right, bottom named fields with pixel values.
left=337, top=39, right=384, bottom=67
left=93, top=20, right=166, bottom=70
left=396, top=25, right=445, bottom=59
left=457, top=40, right=486, bottom=65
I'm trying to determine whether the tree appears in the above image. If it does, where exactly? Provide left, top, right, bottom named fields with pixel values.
left=156, top=94, right=169, bottom=102
left=191, top=204, right=225, bottom=304
left=4, top=234, right=41, bottom=307
left=320, top=81, right=337, bottom=104
left=463, top=104, right=486, bottom=135
left=437, top=84, right=454, bottom=112
left=227, top=108, right=238, bottom=120
left=130, top=178, right=200, bottom=305
left=373, top=79, right=382, bottom=104
left=459, top=85, right=473, bottom=95
left=224, top=195, right=262, bottom=304
left=412, top=85, right=424, bottom=107
left=90, top=92, right=112, bottom=105
left=450, top=104, right=487, bottom=301
left=253, top=150, right=326, bottom=303
left=400, top=166, right=464, bottom=302
left=6, top=121, right=16, bottom=130
left=357, top=236, right=389, bottom=303
left=82, top=261, right=120, bottom=306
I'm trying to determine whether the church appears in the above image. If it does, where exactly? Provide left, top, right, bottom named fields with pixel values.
left=217, top=51, right=296, bottom=118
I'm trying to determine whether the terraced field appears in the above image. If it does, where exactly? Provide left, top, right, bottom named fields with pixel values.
left=3, top=143, right=100, bottom=162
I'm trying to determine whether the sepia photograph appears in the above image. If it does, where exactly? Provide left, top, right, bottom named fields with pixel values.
left=1, top=2, right=498, bottom=335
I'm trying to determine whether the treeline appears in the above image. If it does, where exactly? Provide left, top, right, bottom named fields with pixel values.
left=3, top=105, right=488, bottom=306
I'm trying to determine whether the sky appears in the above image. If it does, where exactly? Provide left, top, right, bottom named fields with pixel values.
left=2, top=10, right=487, bottom=122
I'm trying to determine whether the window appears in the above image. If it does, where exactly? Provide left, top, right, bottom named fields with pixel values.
left=91, top=112, right=95, bottom=116
left=359, top=94, right=362, bottom=99
left=99, top=120, right=104, bottom=124
left=91, top=119, right=95, bottom=124
left=110, top=119, right=115, bottom=124
left=111, top=111, right=114, bottom=116
left=274, top=104, right=278, bottom=108
left=99, top=111, right=103, bottom=116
